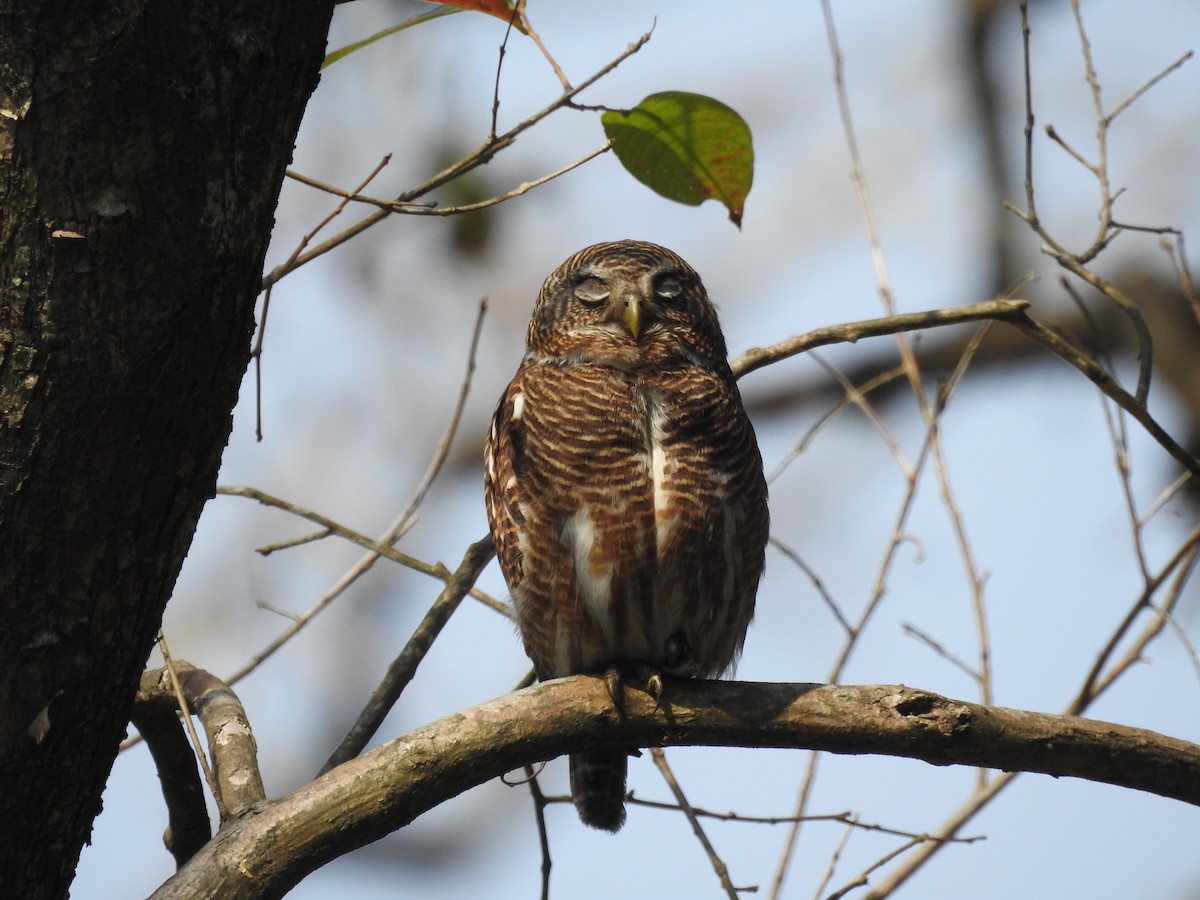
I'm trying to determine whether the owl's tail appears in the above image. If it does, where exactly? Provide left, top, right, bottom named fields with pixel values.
left=569, top=749, right=628, bottom=832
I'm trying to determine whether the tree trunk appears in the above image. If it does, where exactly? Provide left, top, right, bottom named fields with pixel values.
left=0, top=3, right=334, bottom=897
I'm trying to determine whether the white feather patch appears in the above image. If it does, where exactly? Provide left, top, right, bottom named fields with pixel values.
left=561, top=507, right=612, bottom=626
left=511, top=391, right=525, bottom=421
left=648, top=402, right=673, bottom=550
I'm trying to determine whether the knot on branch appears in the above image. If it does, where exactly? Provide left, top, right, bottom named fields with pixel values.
left=882, top=688, right=974, bottom=739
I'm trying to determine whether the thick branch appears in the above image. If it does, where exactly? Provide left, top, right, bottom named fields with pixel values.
left=134, top=663, right=266, bottom=868
left=152, top=679, right=1200, bottom=899
left=131, top=674, right=211, bottom=869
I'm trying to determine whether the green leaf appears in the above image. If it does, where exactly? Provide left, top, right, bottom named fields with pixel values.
left=602, top=91, right=754, bottom=227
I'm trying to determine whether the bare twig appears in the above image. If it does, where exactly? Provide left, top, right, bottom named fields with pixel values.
left=255, top=154, right=392, bottom=440
left=901, top=624, right=980, bottom=682
left=863, top=772, right=1014, bottom=899
left=1006, top=2, right=1194, bottom=406
left=1160, top=234, right=1200, bottom=321
left=626, top=797, right=982, bottom=843
left=770, top=537, right=852, bottom=637
left=1072, top=525, right=1200, bottom=711
left=157, top=632, right=226, bottom=820
left=130, top=673, right=211, bottom=868
left=926, top=324, right=994, bottom=715
left=320, top=535, right=497, bottom=773
left=765, top=363, right=908, bottom=484
left=1002, top=311, right=1200, bottom=482
left=826, top=836, right=925, bottom=900
left=514, top=0, right=572, bottom=92
left=214, top=489, right=505, bottom=685
left=285, top=143, right=612, bottom=217
left=1102, top=49, right=1192, bottom=126
left=489, top=2, right=516, bottom=140
left=811, top=814, right=856, bottom=900
left=523, top=764, right=553, bottom=900
left=810, top=351, right=912, bottom=478
left=651, top=748, right=742, bottom=899
left=261, top=29, right=652, bottom=290
left=731, top=299, right=1031, bottom=380
left=393, top=297, right=489, bottom=533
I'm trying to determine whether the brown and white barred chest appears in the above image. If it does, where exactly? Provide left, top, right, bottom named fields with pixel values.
left=492, top=358, right=766, bottom=681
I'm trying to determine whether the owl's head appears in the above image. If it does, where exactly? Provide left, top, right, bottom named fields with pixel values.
left=525, top=240, right=730, bottom=370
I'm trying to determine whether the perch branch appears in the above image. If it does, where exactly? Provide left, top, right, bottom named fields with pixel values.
left=152, top=680, right=1200, bottom=899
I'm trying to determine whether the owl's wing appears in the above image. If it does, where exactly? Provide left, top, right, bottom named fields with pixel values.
left=484, top=370, right=528, bottom=592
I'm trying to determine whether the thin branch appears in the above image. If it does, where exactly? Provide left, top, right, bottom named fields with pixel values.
left=864, top=771, right=1014, bottom=899
left=627, top=797, right=982, bottom=843
left=1002, top=311, right=1200, bottom=482
left=765, top=363, right=908, bottom=484
left=651, top=748, right=742, bottom=900
left=811, top=814, right=856, bottom=900
left=523, top=764, right=553, bottom=900
left=731, top=299, right=1031, bottom=380
left=320, top=536, right=497, bottom=773
left=810, top=351, right=912, bottom=479
left=1102, top=48, right=1192, bottom=127
left=255, top=153, right=392, bottom=440
left=1161, top=609, right=1200, bottom=694
left=1160, top=234, right=1200, bottom=322
left=392, top=297, right=488, bottom=533
left=1043, top=124, right=1094, bottom=173
left=1069, top=0, right=1112, bottom=251
left=770, top=537, right=851, bottom=637
left=514, top=0, right=572, bottom=92
left=261, top=28, right=652, bottom=290
left=285, top=143, right=612, bottom=217
left=1006, top=0, right=1185, bottom=405
left=826, top=836, right=924, bottom=900
left=901, top=624, right=980, bottom=682
left=926, top=323, right=994, bottom=713
left=157, top=632, right=226, bottom=820
left=1138, top=472, right=1191, bottom=528
left=213, top=491, right=505, bottom=686
left=1074, top=530, right=1200, bottom=711
left=489, top=2, right=517, bottom=140
left=219, top=487, right=431, bottom=572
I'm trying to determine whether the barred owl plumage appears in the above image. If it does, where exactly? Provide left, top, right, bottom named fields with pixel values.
left=484, top=240, right=769, bottom=831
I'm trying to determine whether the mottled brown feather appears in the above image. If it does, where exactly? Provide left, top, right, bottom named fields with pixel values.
left=484, top=240, right=768, bottom=831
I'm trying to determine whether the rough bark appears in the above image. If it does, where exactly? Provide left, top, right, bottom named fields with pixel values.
left=0, top=3, right=335, bottom=897
left=151, top=678, right=1200, bottom=900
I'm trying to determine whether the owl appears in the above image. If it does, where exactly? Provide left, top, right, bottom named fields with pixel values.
left=484, top=240, right=768, bottom=832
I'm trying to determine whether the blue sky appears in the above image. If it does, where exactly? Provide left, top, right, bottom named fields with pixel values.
left=75, top=2, right=1200, bottom=897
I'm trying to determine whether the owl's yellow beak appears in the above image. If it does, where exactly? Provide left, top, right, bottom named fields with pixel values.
left=624, top=297, right=641, bottom=339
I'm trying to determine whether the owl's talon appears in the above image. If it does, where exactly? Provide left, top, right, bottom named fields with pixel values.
left=603, top=665, right=625, bottom=714
left=645, top=672, right=664, bottom=704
